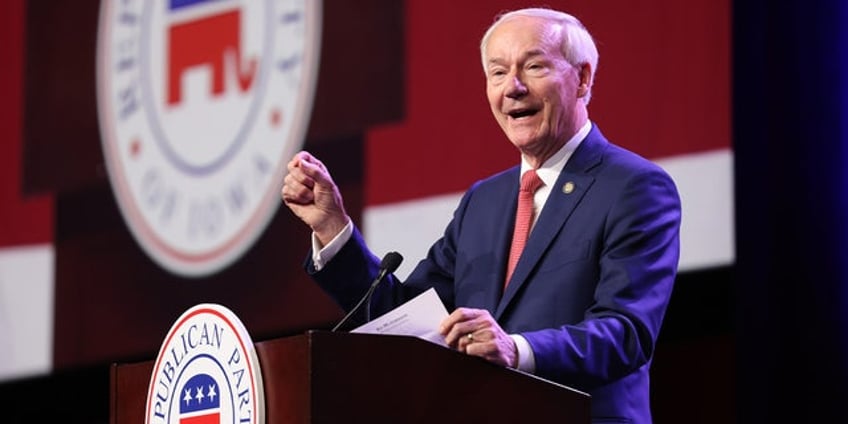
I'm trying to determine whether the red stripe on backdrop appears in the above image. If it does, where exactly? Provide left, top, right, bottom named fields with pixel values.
left=366, top=0, right=730, bottom=206
left=0, top=0, right=53, bottom=247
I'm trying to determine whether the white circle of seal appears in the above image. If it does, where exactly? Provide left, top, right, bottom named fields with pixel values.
left=145, top=303, right=265, bottom=424
left=96, top=0, right=322, bottom=277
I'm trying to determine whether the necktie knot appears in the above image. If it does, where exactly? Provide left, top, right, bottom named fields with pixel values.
left=520, top=169, right=544, bottom=194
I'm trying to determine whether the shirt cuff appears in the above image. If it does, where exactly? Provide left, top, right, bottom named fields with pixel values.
left=510, top=334, right=536, bottom=373
left=311, top=219, right=354, bottom=271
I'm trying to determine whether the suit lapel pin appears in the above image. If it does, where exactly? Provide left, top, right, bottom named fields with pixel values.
left=562, top=181, right=575, bottom=194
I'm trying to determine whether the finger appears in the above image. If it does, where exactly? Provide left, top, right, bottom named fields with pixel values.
left=281, top=184, right=314, bottom=205
left=286, top=158, right=316, bottom=189
left=439, top=308, right=475, bottom=345
left=286, top=152, right=303, bottom=171
left=281, top=173, right=316, bottom=204
left=287, top=151, right=312, bottom=175
left=294, top=150, right=317, bottom=165
left=442, top=308, right=480, bottom=350
left=293, top=150, right=318, bottom=166
left=445, top=323, right=474, bottom=349
left=440, top=308, right=476, bottom=334
left=466, top=338, right=504, bottom=363
left=297, top=158, right=334, bottom=188
left=294, top=152, right=332, bottom=182
left=287, top=151, right=325, bottom=185
left=459, top=330, right=482, bottom=352
left=464, top=336, right=488, bottom=357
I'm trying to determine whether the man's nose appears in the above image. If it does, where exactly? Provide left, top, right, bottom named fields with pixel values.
left=505, top=75, right=529, bottom=99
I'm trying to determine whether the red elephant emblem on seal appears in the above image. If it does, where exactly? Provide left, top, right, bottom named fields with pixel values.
left=167, top=6, right=257, bottom=106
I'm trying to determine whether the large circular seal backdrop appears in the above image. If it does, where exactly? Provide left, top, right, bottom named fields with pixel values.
left=96, top=0, right=322, bottom=277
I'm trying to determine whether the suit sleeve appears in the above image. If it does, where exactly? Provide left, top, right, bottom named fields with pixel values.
left=306, top=223, right=450, bottom=328
left=523, top=166, right=682, bottom=390
left=305, top=183, right=480, bottom=327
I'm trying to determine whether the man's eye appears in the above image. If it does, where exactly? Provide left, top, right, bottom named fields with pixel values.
left=488, top=70, right=507, bottom=82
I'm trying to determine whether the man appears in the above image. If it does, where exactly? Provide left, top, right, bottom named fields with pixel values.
left=282, top=7, right=681, bottom=424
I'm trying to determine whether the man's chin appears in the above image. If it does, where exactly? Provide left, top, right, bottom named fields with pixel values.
left=509, top=139, right=546, bottom=156
left=506, top=131, right=542, bottom=147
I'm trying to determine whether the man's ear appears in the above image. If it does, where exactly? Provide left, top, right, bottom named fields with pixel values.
left=577, top=63, right=592, bottom=98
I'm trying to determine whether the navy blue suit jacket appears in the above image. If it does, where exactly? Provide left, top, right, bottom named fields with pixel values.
left=309, top=125, right=681, bottom=424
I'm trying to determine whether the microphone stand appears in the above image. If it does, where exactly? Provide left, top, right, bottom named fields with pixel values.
left=331, top=252, right=403, bottom=332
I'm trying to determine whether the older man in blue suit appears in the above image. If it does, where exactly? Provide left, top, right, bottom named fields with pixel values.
left=282, top=8, right=681, bottom=424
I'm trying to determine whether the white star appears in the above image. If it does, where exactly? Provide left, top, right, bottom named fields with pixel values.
left=207, top=384, right=217, bottom=402
left=183, top=389, right=192, bottom=406
left=195, top=386, right=205, bottom=403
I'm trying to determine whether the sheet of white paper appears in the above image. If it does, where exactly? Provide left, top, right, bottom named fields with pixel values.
left=351, top=287, right=449, bottom=347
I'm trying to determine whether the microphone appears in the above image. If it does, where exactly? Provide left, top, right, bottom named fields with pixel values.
left=331, top=251, right=403, bottom=332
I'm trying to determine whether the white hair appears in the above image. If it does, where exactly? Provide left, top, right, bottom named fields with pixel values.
left=480, top=8, right=599, bottom=103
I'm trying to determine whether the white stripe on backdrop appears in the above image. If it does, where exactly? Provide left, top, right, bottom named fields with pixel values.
left=0, top=245, right=54, bottom=381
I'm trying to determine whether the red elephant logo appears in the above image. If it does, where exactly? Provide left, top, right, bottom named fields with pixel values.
left=167, top=6, right=257, bottom=106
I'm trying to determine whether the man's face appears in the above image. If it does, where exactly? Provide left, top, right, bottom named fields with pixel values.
left=485, top=17, right=585, bottom=158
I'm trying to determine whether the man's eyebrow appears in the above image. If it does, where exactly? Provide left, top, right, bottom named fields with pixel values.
left=486, top=49, right=548, bottom=67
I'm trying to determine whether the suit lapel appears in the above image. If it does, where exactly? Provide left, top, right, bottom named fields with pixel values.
left=482, top=168, right=520, bottom=314
left=495, top=127, right=607, bottom=319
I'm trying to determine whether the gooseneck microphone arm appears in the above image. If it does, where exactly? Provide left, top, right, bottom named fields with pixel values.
left=331, top=251, right=403, bottom=332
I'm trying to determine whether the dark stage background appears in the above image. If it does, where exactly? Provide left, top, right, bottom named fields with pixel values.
left=0, top=0, right=846, bottom=423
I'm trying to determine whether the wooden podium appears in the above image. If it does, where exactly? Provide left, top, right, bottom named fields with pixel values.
left=110, top=331, right=590, bottom=423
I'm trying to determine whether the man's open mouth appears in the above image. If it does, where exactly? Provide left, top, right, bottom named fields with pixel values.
left=508, top=108, right=538, bottom=119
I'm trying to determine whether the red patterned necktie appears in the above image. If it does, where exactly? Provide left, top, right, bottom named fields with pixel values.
left=505, top=169, right=544, bottom=289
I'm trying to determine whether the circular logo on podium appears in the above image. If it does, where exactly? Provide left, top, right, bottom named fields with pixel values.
left=145, top=304, right=265, bottom=424
left=96, top=0, right=322, bottom=277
